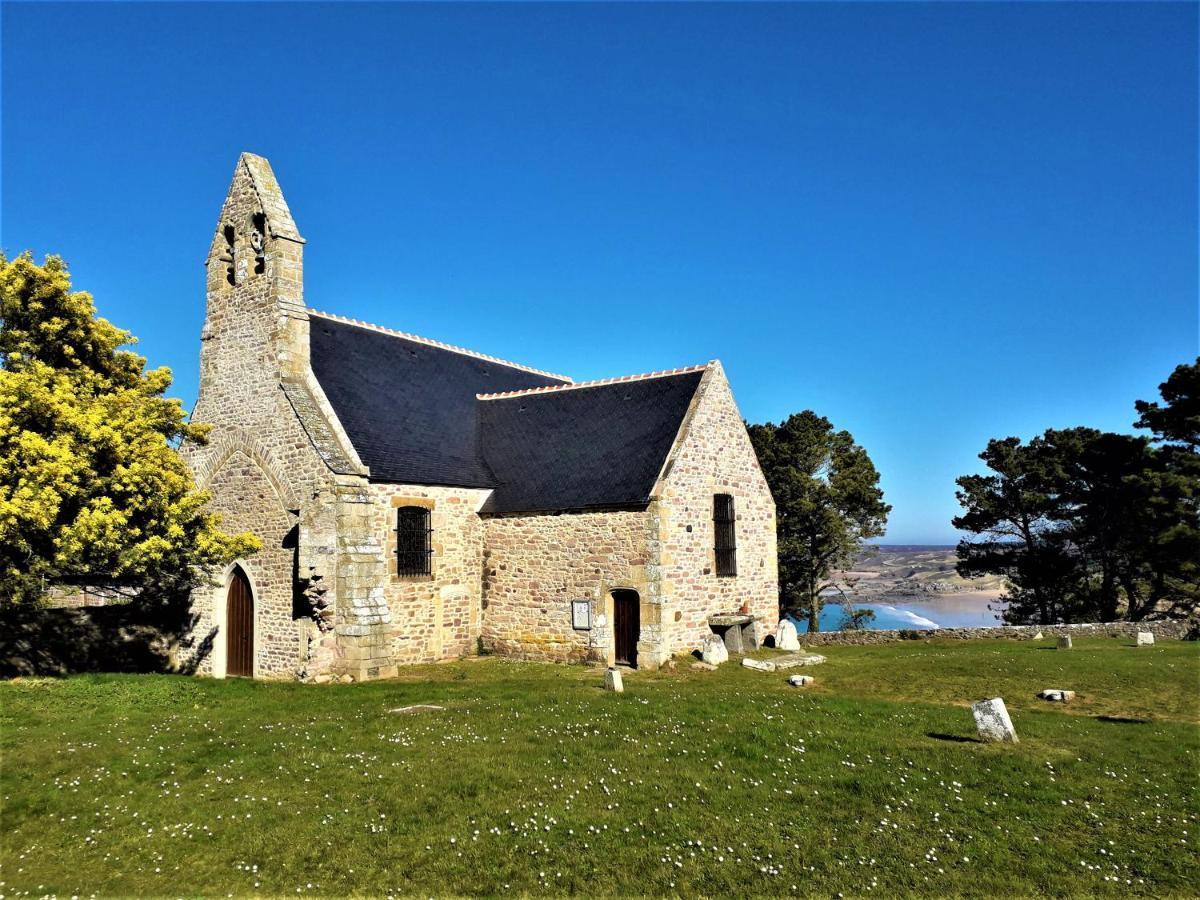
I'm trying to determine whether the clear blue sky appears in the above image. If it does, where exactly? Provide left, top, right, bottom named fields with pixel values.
left=3, top=2, right=1196, bottom=544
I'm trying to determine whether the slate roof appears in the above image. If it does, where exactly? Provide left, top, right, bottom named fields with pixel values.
left=477, top=369, right=706, bottom=514
left=309, top=314, right=568, bottom=486
left=307, top=311, right=707, bottom=513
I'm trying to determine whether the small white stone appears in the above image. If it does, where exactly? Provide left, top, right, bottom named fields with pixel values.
left=1136, top=632, right=1154, bottom=647
left=788, top=674, right=814, bottom=687
left=1037, top=689, right=1075, bottom=702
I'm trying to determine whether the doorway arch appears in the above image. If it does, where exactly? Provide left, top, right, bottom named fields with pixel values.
left=226, top=565, right=255, bottom=677
left=611, top=589, right=641, bottom=668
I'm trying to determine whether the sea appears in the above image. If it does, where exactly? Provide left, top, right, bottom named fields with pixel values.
left=791, top=594, right=1006, bottom=632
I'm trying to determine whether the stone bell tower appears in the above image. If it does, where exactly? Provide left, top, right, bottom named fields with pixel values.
left=186, top=154, right=395, bottom=682
left=195, top=152, right=309, bottom=427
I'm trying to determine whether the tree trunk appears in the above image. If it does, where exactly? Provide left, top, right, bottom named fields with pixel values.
left=807, top=577, right=820, bottom=633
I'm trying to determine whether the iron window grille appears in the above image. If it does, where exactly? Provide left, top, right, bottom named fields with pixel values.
left=395, top=506, right=433, bottom=576
left=713, top=493, right=737, bottom=577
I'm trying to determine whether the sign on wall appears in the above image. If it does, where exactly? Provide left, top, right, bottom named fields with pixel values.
left=571, top=600, right=591, bottom=631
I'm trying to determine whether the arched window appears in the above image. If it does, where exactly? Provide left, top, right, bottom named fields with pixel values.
left=713, top=494, right=737, bottom=577
left=396, top=506, right=433, bottom=576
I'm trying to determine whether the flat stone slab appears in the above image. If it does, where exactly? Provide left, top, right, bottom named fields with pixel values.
left=788, top=674, right=815, bottom=687
left=1137, top=632, right=1155, bottom=646
left=388, top=704, right=445, bottom=714
left=692, top=661, right=717, bottom=671
left=709, top=613, right=753, bottom=627
left=773, top=653, right=828, bottom=670
left=1038, top=689, right=1076, bottom=702
left=742, top=657, right=776, bottom=672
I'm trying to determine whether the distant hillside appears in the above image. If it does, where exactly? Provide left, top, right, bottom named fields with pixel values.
left=831, top=545, right=1006, bottom=600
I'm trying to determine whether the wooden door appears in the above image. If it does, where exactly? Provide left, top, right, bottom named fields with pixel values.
left=226, top=567, right=254, bottom=677
left=612, top=590, right=640, bottom=668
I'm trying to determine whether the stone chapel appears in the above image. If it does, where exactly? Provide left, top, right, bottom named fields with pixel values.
left=182, top=153, right=779, bottom=681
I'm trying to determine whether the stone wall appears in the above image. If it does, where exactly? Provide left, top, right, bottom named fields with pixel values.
left=366, top=484, right=490, bottom=665
left=655, top=364, right=779, bottom=657
left=481, top=509, right=651, bottom=664
left=798, top=619, right=1195, bottom=645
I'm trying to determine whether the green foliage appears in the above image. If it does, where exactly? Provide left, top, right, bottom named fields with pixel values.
left=839, top=605, right=877, bottom=630
left=0, top=252, right=259, bottom=606
left=1135, top=358, right=1200, bottom=448
left=748, top=411, right=890, bottom=631
left=2, top=641, right=1197, bottom=897
left=955, top=359, right=1200, bottom=624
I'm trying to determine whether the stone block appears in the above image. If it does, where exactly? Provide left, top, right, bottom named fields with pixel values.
left=604, top=667, right=624, bottom=693
left=1136, top=632, right=1154, bottom=646
left=1057, top=635, right=1072, bottom=650
left=701, top=634, right=729, bottom=666
left=741, top=622, right=759, bottom=651
left=972, top=697, right=1018, bottom=743
left=788, top=674, right=814, bottom=687
left=775, top=619, right=801, bottom=652
left=722, top=625, right=745, bottom=655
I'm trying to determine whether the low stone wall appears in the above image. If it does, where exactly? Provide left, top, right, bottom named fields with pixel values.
left=799, top=619, right=1194, bottom=646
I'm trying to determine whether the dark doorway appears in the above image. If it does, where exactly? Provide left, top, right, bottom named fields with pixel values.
left=612, top=589, right=640, bottom=668
left=226, top=566, right=254, bottom=677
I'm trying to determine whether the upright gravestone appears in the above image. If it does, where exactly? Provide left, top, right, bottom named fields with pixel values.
left=972, top=698, right=1019, bottom=743
left=702, top=634, right=729, bottom=666
left=604, top=667, right=624, bottom=693
left=775, top=619, right=801, bottom=652
left=1136, top=632, right=1155, bottom=647
left=1057, top=635, right=1073, bottom=650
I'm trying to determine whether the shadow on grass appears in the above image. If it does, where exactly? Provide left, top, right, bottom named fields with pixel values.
left=1095, top=715, right=1151, bottom=724
left=926, top=732, right=981, bottom=744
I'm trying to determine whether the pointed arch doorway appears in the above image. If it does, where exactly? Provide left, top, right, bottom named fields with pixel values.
left=226, top=566, right=255, bottom=677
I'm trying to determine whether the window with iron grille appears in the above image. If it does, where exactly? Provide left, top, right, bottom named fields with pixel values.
left=396, top=506, right=433, bottom=576
left=713, top=493, right=737, bottom=577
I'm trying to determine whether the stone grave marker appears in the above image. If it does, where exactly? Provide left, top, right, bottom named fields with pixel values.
left=604, top=667, right=624, bottom=693
left=1057, top=635, right=1073, bottom=650
left=1136, top=632, right=1155, bottom=647
left=972, top=697, right=1019, bottom=743
left=788, top=674, right=814, bottom=687
left=775, top=619, right=801, bottom=652
left=701, top=634, right=729, bottom=666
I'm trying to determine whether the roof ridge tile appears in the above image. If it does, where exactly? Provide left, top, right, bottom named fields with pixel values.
left=308, top=309, right=572, bottom=382
left=477, top=362, right=713, bottom=400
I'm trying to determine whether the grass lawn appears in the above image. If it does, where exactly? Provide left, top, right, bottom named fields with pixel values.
left=2, top=637, right=1198, bottom=898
